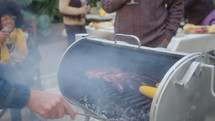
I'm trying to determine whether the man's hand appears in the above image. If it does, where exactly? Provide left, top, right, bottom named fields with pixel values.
left=164, top=37, right=170, bottom=44
left=27, top=90, right=76, bottom=120
left=80, top=5, right=90, bottom=14
left=0, top=26, right=11, bottom=43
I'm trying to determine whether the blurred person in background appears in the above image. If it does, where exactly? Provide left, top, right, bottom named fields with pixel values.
left=0, top=77, right=76, bottom=120
left=59, top=0, right=90, bottom=45
left=184, top=0, right=215, bottom=25
left=102, top=0, right=184, bottom=47
left=0, top=0, right=41, bottom=120
left=0, top=0, right=41, bottom=88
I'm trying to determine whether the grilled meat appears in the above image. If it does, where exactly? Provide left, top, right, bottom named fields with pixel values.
left=85, top=68, right=157, bottom=93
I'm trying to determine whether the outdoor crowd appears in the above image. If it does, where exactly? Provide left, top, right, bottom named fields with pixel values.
left=0, top=0, right=214, bottom=121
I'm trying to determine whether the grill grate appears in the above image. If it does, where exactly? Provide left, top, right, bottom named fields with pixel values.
left=66, top=70, right=155, bottom=121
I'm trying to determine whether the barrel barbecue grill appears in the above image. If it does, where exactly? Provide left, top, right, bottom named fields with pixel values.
left=58, top=35, right=215, bottom=121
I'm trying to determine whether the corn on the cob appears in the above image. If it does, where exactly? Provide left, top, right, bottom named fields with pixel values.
left=139, top=86, right=157, bottom=98
left=155, top=83, right=160, bottom=87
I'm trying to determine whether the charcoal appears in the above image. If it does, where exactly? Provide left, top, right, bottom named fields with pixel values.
left=70, top=86, right=151, bottom=121
left=67, top=68, right=156, bottom=121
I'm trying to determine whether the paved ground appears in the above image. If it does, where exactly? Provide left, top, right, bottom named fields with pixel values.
left=0, top=23, right=98, bottom=121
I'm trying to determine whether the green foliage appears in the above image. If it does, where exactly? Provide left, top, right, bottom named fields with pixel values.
left=15, top=0, right=61, bottom=36
left=87, top=0, right=100, bottom=7
left=17, top=0, right=60, bottom=21
left=15, top=0, right=33, bottom=7
left=31, top=0, right=59, bottom=21
left=37, top=14, right=52, bottom=36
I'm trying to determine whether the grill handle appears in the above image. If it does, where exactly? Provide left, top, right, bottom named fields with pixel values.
left=202, top=64, right=215, bottom=97
left=114, top=33, right=141, bottom=48
left=175, top=62, right=200, bottom=86
left=176, top=62, right=215, bottom=98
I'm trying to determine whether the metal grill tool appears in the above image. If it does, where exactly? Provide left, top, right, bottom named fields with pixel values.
left=75, top=112, right=108, bottom=121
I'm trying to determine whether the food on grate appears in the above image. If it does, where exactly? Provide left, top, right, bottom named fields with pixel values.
left=85, top=68, right=157, bottom=93
left=155, top=83, right=160, bottom=87
left=85, top=68, right=121, bottom=79
left=139, top=86, right=157, bottom=98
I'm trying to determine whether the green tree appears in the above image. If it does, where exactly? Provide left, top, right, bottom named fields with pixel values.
left=15, top=0, right=61, bottom=36
left=87, top=0, right=100, bottom=7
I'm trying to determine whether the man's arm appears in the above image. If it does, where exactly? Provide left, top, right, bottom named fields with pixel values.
left=102, top=0, right=128, bottom=13
left=27, top=90, right=76, bottom=119
left=0, top=77, right=30, bottom=109
left=0, top=77, right=76, bottom=120
left=164, top=0, right=184, bottom=42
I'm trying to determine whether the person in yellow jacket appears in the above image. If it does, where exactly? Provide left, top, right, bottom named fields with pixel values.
left=0, top=0, right=41, bottom=121
left=59, top=0, right=90, bottom=45
left=0, top=0, right=41, bottom=87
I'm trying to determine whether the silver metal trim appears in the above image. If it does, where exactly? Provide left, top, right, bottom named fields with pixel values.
left=114, top=33, right=141, bottom=48
left=201, top=63, right=215, bottom=97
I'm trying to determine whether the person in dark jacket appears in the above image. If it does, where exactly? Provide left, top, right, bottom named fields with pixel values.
left=102, top=0, right=184, bottom=47
left=0, top=77, right=76, bottom=120
left=184, top=0, right=215, bottom=25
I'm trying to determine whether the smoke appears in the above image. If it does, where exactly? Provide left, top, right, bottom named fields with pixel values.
left=57, top=38, right=183, bottom=120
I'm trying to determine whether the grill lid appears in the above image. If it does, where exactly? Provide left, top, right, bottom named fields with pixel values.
left=151, top=53, right=215, bottom=121
left=58, top=37, right=189, bottom=121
